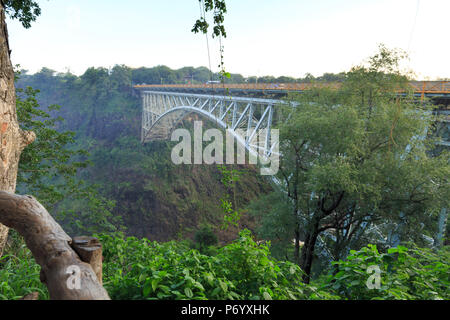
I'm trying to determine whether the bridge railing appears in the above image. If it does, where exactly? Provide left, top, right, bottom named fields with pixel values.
left=409, top=81, right=450, bottom=94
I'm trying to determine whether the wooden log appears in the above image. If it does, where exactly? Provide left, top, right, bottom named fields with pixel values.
left=71, top=236, right=103, bottom=285
left=0, top=191, right=110, bottom=300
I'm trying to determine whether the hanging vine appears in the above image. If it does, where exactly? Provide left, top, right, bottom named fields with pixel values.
left=192, top=0, right=230, bottom=83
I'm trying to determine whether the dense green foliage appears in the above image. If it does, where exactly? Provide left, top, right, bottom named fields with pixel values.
left=1, top=230, right=448, bottom=300
left=0, top=231, right=48, bottom=300
left=99, top=230, right=331, bottom=300
left=322, top=244, right=450, bottom=300
left=17, top=65, right=348, bottom=90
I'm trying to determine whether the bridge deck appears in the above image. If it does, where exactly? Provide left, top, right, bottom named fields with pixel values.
left=134, top=81, right=450, bottom=98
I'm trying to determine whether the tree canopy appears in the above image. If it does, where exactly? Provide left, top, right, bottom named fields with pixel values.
left=250, top=45, right=449, bottom=283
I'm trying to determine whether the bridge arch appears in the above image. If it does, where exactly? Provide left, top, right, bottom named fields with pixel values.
left=140, top=91, right=282, bottom=164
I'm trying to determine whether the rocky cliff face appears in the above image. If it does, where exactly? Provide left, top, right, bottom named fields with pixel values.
left=102, top=160, right=270, bottom=242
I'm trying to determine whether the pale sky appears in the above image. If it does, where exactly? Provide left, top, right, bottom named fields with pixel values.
left=6, top=0, right=450, bottom=79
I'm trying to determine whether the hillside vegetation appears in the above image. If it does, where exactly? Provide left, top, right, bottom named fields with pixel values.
left=15, top=65, right=272, bottom=242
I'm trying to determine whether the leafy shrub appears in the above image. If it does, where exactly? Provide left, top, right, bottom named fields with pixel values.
left=0, top=232, right=49, bottom=300
left=321, top=244, right=450, bottom=300
left=99, top=230, right=333, bottom=300
left=2, top=230, right=446, bottom=300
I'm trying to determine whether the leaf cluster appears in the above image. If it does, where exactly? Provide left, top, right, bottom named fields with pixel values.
left=322, top=244, right=450, bottom=300
left=3, top=0, right=41, bottom=28
left=191, top=0, right=227, bottom=38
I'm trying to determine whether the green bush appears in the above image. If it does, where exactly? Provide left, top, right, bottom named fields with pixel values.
left=0, top=232, right=49, bottom=300
left=99, top=229, right=333, bottom=300
left=321, top=244, right=450, bottom=300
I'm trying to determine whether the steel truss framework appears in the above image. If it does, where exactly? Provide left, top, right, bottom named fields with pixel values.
left=141, top=91, right=282, bottom=161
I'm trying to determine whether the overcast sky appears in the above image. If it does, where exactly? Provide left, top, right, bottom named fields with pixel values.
left=6, top=0, right=450, bottom=79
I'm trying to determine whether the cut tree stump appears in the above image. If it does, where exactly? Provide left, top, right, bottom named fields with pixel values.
left=71, top=236, right=103, bottom=285
left=0, top=191, right=110, bottom=300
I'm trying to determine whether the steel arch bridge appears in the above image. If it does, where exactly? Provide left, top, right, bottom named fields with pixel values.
left=141, top=91, right=283, bottom=164
left=139, top=90, right=339, bottom=259
left=138, top=89, right=448, bottom=260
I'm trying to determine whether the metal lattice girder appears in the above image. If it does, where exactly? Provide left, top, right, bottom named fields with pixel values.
left=141, top=91, right=284, bottom=160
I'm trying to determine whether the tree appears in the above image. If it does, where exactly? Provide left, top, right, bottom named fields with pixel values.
left=15, top=82, right=120, bottom=236
left=0, top=1, right=110, bottom=299
left=0, top=1, right=36, bottom=256
left=255, top=45, right=449, bottom=283
left=15, top=83, right=87, bottom=207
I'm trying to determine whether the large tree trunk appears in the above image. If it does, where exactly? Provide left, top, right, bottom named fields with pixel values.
left=0, top=2, right=35, bottom=256
left=299, top=232, right=318, bottom=284
left=0, top=191, right=110, bottom=299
